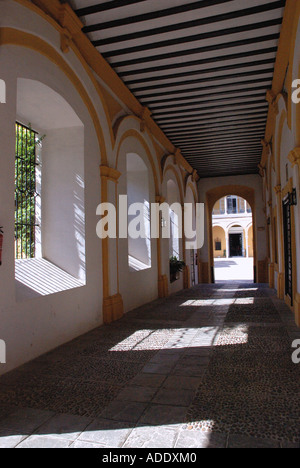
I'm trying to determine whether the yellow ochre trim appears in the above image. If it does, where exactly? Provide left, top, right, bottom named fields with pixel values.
left=164, top=165, right=184, bottom=205
left=295, top=293, right=300, bottom=327
left=288, top=148, right=300, bottom=168
left=287, top=0, right=300, bottom=129
left=103, top=294, right=124, bottom=324
left=261, top=0, right=296, bottom=163
left=14, top=0, right=115, bottom=147
left=115, top=128, right=159, bottom=196
left=0, top=27, right=108, bottom=166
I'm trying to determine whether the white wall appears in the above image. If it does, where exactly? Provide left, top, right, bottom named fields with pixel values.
left=42, top=126, right=86, bottom=282
left=166, top=177, right=184, bottom=295
left=127, top=155, right=151, bottom=269
left=0, top=5, right=106, bottom=374
left=117, top=137, right=158, bottom=313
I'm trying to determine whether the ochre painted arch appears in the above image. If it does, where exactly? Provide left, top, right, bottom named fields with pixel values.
left=0, top=27, right=109, bottom=164
left=115, top=128, right=159, bottom=196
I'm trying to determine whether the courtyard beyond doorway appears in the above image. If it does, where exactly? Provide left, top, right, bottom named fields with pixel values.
left=214, top=258, right=254, bottom=283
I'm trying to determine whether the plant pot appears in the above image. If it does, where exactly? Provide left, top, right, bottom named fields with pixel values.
left=170, top=271, right=180, bottom=283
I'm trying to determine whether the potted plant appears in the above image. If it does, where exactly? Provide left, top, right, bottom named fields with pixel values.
left=170, top=256, right=185, bottom=283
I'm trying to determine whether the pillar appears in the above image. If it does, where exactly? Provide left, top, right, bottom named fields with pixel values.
left=100, top=165, right=124, bottom=324
left=269, top=263, right=275, bottom=289
left=156, top=196, right=169, bottom=298
left=182, top=203, right=191, bottom=289
left=226, top=231, right=230, bottom=258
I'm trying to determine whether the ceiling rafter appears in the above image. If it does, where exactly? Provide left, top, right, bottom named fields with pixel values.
left=69, top=0, right=286, bottom=178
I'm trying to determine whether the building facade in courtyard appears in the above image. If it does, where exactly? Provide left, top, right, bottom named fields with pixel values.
left=212, top=196, right=253, bottom=259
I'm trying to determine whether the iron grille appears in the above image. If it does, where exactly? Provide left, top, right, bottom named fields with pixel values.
left=15, top=122, right=39, bottom=259
left=283, top=197, right=293, bottom=304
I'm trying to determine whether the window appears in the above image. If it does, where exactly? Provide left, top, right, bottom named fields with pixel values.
left=227, top=196, right=237, bottom=214
left=215, top=238, right=222, bottom=251
left=15, top=122, right=39, bottom=259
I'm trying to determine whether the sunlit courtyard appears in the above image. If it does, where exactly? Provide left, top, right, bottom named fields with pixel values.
left=214, top=258, right=254, bottom=283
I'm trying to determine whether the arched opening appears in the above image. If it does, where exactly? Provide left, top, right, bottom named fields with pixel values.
left=15, top=78, right=86, bottom=299
left=211, top=192, right=255, bottom=283
left=166, top=178, right=183, bottom=293
left=127, top=153, right=151, bottom=272
left=185, top=184, right=198, bottom=287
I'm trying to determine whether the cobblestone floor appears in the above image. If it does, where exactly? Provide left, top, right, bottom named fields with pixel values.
left=0, top=283, right=299, bottom=448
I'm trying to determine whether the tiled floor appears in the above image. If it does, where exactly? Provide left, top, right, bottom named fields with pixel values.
left=0, top=283, right=299, bottom=448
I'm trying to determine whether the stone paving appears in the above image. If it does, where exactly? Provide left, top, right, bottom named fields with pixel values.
left=0, top=283, right=299, bottom=448
left=214, top=257, right=254, bottom=283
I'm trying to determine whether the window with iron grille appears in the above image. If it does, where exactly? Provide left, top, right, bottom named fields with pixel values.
left=227, top=196, right=237, bottom=214
left=15, top=122, right=39, bottom=259
left=215, top=239, right=222, bottom=251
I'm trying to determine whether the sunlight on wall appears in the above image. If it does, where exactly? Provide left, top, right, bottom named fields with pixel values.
left=127, top=153, right=152, bottom=271
left=170, top=208, right=180, bottom=258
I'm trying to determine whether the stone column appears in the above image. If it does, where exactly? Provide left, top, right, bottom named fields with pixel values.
left=245, top=233, right=249, bottom=258
left=226, top=231, right=230, bottom=258
left=156, top=196, right=168, bottom=298
left=182, top=204, right=190, bottom=289
left=269, top=263, right=275, bottom=289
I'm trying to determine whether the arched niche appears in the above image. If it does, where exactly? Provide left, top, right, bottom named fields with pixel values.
left=15, top=78, right=86, bottom=298
left=116, top=134, right=158, bottom=313
left=127, top=153, right=151, bottom=272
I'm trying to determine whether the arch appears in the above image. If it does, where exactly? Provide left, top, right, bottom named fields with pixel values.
left=206, top=185, right=257, bottom=283
left=115, top=128, right=159, bottom=196
left=227, top=222, right=244, bottom=231
left=161, top=154, right=176, bottom=175
left=15, top=77, right=86, bottom=295
left=163, top=165, right=184, bottom=205
left=185, top=177, right=198, bottom=205
left=0, top=27, right=109, bottom=164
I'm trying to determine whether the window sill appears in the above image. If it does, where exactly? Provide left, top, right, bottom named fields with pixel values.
left=128, top=255, right=151, bottom=273
left=15, top=258, right=85, bottom=301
